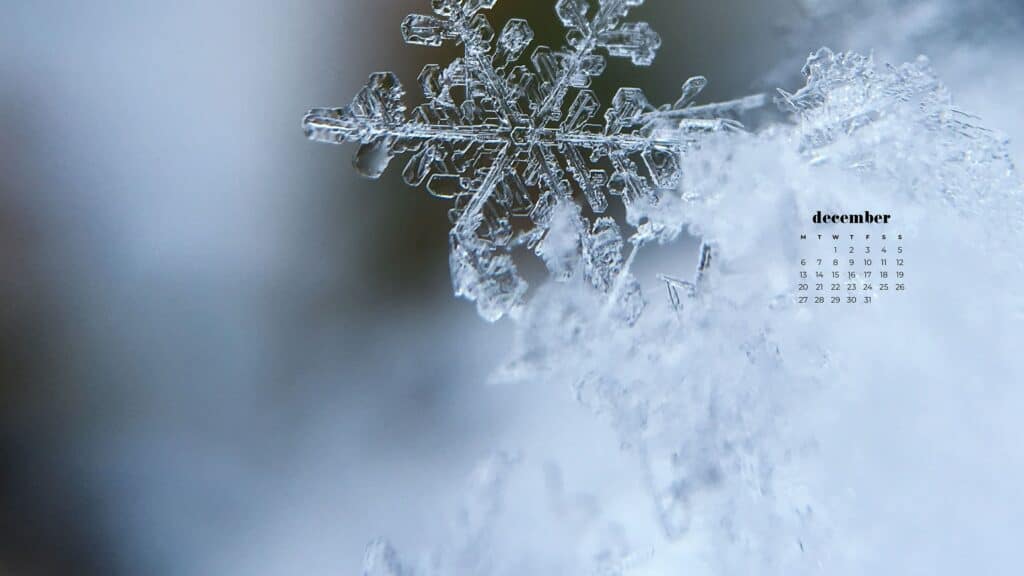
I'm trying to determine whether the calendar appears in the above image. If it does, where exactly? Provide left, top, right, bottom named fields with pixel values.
left=796, top=211, right=906, bottom=305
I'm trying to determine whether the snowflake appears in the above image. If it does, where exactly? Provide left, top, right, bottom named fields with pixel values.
left=303, top=0, right=764, bottom=321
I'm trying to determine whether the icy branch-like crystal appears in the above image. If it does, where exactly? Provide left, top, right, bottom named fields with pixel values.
left=304, top=0, right=762, bottom=321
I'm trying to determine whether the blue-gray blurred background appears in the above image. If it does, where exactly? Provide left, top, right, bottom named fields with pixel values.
left=2, top=1, right=1021, bottom=574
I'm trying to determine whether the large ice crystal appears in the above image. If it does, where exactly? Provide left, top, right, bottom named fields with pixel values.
left=303, top=0, right=763, bottom=321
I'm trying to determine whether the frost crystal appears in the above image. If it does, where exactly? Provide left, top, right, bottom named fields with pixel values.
left=774, top=48, right=1023, bottom=245
left=304, top=0, right=764, bottom=321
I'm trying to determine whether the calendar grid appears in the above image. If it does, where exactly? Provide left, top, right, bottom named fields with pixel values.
left=797, top=232, right=905, bottom=305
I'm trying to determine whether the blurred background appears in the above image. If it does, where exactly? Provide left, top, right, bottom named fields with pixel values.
left=1, top=1, right=1021, bottom=574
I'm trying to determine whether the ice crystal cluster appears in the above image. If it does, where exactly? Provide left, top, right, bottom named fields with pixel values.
left=303, top=0, right=762, bottom=322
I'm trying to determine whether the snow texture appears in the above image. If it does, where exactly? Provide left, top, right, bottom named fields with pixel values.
left=517, top=48, right=1021, bottom=574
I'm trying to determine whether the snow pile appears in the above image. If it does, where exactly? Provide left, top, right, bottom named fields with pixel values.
left=359, top=44, right=1024, bottom=576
